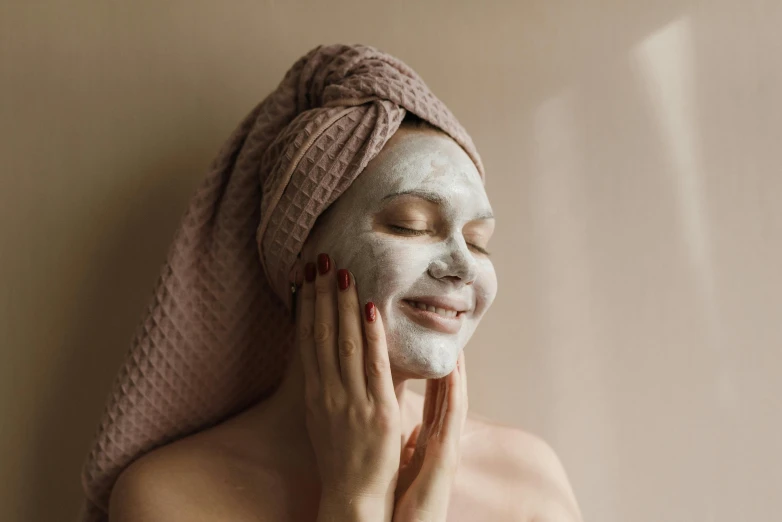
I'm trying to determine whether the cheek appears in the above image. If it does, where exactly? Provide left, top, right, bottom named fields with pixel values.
left=473, top=262, right=498, bottom=316
left=362, top=239, right=431, bottom=300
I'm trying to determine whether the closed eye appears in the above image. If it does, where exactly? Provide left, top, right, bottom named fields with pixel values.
left=388, top=225, right=491, bottom=256
left=388, top=224, right=427, bottom=236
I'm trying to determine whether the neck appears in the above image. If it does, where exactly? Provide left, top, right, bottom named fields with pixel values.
left=238, top=346, right=416, bottom=446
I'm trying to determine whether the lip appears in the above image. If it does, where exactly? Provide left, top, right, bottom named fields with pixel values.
left=404, top=295, right=471, bottom=313
left=399, top=296, right=470, bottom=334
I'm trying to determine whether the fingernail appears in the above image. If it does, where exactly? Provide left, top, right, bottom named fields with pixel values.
left=337, top=269, right=350, bottom=290
left=317, top=253, right=330, bottom=275
left=305, top=262, right=316, bottom=282
left=365, top=302, right=376, bottom=322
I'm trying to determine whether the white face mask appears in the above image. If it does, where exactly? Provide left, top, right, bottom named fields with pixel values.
left=301, top=126, right=497, bottom=378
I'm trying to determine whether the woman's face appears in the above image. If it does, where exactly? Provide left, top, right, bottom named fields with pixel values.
left=300, top=126, right=497, bottom=379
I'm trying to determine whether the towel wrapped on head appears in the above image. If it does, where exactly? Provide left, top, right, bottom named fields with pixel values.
left=79, top=43, right=485, bottom=522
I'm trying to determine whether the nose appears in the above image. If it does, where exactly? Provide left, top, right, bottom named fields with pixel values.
left=427, top=237, right=478, bottom=286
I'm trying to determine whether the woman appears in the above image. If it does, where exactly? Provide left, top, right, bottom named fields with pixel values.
left=81, top=44, right=582, bottom=521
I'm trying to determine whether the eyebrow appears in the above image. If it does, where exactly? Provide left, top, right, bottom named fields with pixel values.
left=381, top=190, right=495, bottom=220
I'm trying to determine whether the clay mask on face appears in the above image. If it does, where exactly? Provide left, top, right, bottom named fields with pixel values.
left=302, top=126, right=497, bottom=379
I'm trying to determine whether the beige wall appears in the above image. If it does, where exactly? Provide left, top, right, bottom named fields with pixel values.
left=2, top=1, right=780, bottom=520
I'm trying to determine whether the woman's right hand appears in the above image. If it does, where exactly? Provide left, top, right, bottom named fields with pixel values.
left=297, top=253, right=402, bottom=522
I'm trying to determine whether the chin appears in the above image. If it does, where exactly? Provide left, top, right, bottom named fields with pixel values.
left=388, top=340, right=461, bottom=380
left=414, top=364, right=454, bottom=380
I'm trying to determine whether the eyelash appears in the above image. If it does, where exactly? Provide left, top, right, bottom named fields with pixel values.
left=388, top=225, right=491, bottom=256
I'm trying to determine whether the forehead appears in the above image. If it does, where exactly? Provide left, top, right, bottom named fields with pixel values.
left=348, top=128, right=490, bottom=212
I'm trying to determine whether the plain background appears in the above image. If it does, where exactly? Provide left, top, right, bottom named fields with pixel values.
left=2, top=1, right=780, bottom=521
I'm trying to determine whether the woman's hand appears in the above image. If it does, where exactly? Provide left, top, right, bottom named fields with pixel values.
left=393, top=351, right=468, bottom=522
left=298, top=253, right=402, bottom=522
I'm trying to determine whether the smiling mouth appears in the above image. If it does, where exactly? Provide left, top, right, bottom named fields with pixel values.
left=403, top=299, right=462, bottom=318
left=400, top=299, right=465, bottom=334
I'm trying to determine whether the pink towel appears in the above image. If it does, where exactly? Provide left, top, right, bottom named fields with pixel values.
left=79, top=43, right=484, bottom=522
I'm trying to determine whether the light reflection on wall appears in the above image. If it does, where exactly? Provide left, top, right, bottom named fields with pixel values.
left=630, top=17, right=721, bottom=352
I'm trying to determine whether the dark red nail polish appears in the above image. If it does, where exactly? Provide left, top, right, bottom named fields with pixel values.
left=305, top=262, right=316, bottom=282
left=337, top=269, right=350, bottom=290
left=365, top=302, right=376, bottom=322
left=317, top=253, right=330, bottom=275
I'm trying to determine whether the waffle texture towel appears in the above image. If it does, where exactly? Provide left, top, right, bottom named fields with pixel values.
left=79, top=43, right=484, bottom=521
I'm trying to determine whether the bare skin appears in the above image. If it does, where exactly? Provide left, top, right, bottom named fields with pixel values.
left=108, top=125, right=583, bottom=521
left=110, top=373, right=581, bottom=521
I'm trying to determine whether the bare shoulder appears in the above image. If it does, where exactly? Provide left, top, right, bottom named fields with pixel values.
left=108, top=432, right=288, bottom=522
left=461, top=413, right=584, bottom=521
left=108, top=441, right=206, bottom=521
left=464, top=413, right=573, bottom=487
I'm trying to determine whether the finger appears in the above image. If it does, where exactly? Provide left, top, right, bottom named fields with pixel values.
left=336, top=269, right=366, bottom=397
left=401, top=424, right=422, bottom=466
left=458, top=351, right=467, bottom=396
left=459, top=351, right=468, bottom=429
left=314, top=253, right=342, bottom=391
left=297, top=262, right=319, bottom=390
left=419, top=377, right=443, bottom=450
left=422, top=378, right=438, bottom=432
left=434, top=377, right=448, bottom=434
left=363, top=301, right=395, bottom=403
left=439, top=365, right=464, bottom=441
left=412, top=381, right=437, bottom=463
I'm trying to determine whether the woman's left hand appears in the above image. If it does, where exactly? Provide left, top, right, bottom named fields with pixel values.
left=393, top=351, right=468, bottom=522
